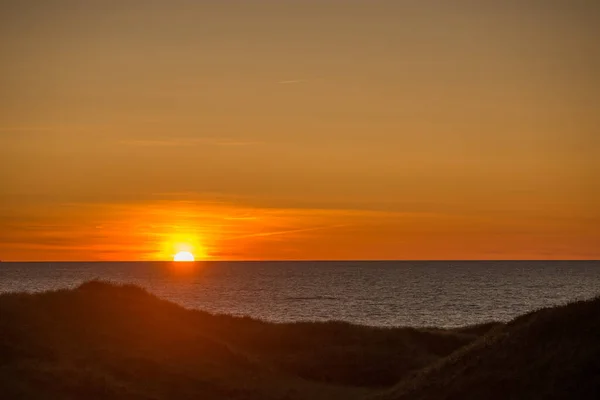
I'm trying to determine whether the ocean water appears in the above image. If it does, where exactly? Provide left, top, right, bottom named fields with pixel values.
left=1, top=261, right=599, bottom=327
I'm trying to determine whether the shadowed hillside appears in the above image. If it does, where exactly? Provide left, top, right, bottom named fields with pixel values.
left=374, top=296, right=600, bottom=400
left=0, top=281, right=487, bottom=400
left=0, top=281, right=598, bottom=399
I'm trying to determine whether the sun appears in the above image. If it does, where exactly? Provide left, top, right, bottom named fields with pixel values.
left=174, top=251, right=195, bottom=262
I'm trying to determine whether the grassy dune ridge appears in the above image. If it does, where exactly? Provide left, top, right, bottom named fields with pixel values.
left=0, top=281, right=598, bottom=399
left=375, top=293, right=600, bottom=400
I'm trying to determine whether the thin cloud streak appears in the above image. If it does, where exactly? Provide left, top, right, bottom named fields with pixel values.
left=278, top=80, right=308, bottom=84
left=225, top=224, right=350, bottom=241
left=121, top=137, right=256, bottom=147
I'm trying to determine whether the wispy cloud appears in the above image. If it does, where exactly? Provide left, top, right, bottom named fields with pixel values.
left=278, top=79, right=308, bottom=84
left=121, top=137, right=256, bottom=147
left=0, top=124, right=113, bottom=134
left=0, top=127, right=56, bottom=133
left=223, top=216, right=260, bottom=221
left=225, top=224, right=350, bottom=241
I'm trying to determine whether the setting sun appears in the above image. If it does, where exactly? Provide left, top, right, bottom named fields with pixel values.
left=174, top=251, right=195, bottom=262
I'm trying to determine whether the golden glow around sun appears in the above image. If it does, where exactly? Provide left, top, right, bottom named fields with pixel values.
left=159, top=228, right=208, bottom=262
left=174, top=251, right=195, bottom=262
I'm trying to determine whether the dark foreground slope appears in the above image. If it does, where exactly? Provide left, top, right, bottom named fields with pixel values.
left=376, top=296, right=600, bottom=400
left=1, top=282, right=598, bottom=400
left=0, top=281, right=485, bottom=400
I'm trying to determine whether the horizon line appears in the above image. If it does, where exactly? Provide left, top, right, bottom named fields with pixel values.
left=2, top=259, right=599, bottom=263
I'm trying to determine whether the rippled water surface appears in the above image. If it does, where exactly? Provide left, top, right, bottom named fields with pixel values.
left=1, top=261, right=599, bottom=327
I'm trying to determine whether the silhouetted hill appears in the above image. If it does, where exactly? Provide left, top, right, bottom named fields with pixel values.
left=0, top=282, right=598, bottom=399
left=0, top=281, right=484, bottom=400
left=375, top=296, right=600, bottom=400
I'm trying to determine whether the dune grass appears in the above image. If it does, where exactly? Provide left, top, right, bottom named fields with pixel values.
left=0, top=281, right=598, bottom=399
left=0, top=281, right=485, bottom=399
left=374, top=295, right=600, bottom=400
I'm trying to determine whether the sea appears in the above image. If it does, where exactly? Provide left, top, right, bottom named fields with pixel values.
left=1, top=261, right=599, bottom=328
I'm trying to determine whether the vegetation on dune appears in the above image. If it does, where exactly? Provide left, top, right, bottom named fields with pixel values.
left=0, top=281, right=484, bottom=400
left=374, top=296, right=600, bottom=400
left=0, top=281, right=598, bottom=399
left=187, top=309, right=492, bottom=388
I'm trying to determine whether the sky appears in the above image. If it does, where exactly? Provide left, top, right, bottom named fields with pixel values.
left=1, top=1, right=599, bottom=261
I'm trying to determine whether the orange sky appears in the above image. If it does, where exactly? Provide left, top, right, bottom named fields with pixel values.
left=1, top=1, right=598, bottom=261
